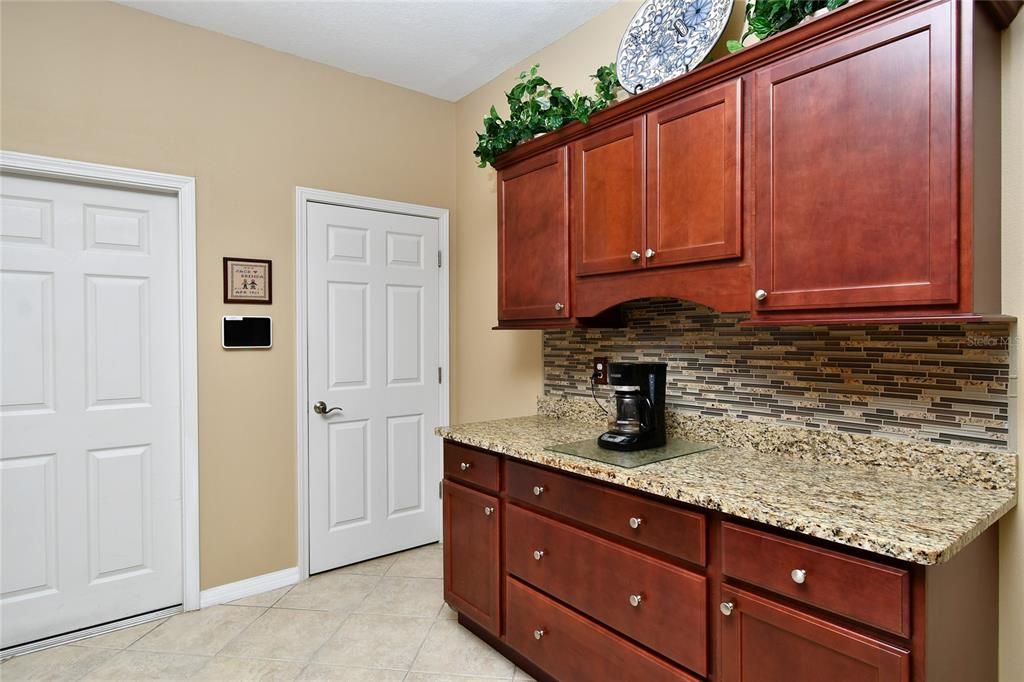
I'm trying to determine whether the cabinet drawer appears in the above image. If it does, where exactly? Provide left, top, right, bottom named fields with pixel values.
left=507, top=504, right=706, bottom=674
left=507, top=578, right=698, bottom=682
left=506, top=460, right=705, bottom=565
left=721, top=522, right=911, bottom=636
left=443, top=441, right=500, bottom=492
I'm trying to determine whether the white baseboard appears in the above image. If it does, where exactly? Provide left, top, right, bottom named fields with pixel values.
left=199, top=566, right=301, bottom=609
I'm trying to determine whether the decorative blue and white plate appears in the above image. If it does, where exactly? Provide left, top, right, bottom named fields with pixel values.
left=616, top=0, right=734, bottom=94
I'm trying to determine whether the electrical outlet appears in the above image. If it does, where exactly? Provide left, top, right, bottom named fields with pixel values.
left=592, top=357, right=609, bottom=385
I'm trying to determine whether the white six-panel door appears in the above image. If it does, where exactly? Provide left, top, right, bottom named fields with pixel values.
left=0, top=174, right=183, bottom=649
left=306, top=201, right=441, bottom=574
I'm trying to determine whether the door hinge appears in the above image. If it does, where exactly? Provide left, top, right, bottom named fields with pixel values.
left=438, top=366, right=442, bottom=384
left=439, top=480, right=443, bottom=499
left=437, top=250, right=442, bottom=268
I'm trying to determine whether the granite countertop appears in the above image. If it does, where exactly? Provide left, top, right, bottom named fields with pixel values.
left=436, top=413, right=1017, bottom=565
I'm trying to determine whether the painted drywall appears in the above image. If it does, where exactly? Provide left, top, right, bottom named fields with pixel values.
left=452, top=1, right=746, bottom=423
left=0, top=0, right=456, bottom=590
left=999, top=13, right=1023, bottom=682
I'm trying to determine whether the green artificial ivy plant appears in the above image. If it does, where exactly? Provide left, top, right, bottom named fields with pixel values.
left=474, top=63, right=622, bottom=169
left=726, top=0, right=849, bottom=53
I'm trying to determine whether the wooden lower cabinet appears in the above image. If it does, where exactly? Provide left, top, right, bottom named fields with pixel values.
left=506, top=504, right=706, bottom=675
left=506, top=578, right=698, bottom=682
left=442, top=481, right=501, bottom=635
left=719, top=586, right=910, bottom=682
left=441, top=440, right=998, bottom=682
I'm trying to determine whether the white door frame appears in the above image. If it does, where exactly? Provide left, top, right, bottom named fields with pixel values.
left=295, top=187, right=450, bottom=580
left=0, top=150, right=201, bottom=612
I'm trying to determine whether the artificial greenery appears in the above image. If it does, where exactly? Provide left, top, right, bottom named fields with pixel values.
left=474, top=63, right=622, bottom=168
left=726, top=0, right=849, bottom=53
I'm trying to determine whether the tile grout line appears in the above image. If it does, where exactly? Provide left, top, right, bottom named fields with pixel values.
left=299, top=573, right=384, bottom=673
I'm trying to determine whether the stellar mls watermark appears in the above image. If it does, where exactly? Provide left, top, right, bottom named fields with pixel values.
left=965, top=334, right=1014, bottom=349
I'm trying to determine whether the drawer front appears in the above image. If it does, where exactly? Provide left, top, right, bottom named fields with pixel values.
left=721, top=522, right=911, bottom=636
left=507, top=504, right=706, bottom=674
left=443, top=441, right=500, bottom=492
left=507, top=578, right=698, bottom=682
left=506, top=460, right=705, bottom=565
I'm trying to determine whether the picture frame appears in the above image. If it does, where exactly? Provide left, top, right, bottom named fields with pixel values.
left=223, top=257, right=272, bottom=304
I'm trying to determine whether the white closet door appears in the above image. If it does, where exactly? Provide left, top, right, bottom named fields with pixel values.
left=1, top=174, right=183, bottom=649
left=306, top=201, right=441, bottom=574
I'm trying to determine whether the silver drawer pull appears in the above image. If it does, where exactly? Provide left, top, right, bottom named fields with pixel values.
left=483, top=506, right=494, bottom=516
left=629, top=594, right=643, bottom=607
left=720, top=601, right=734, bottom=616
left=629, top=517, right=643, bottom=529
left=534, top=629, right=545, bottom=640
left=532, top=485, right=545, bottom=496
left=791, top=568, right=807, bottom=584
left=459, top=462, right=471, bottom=471
left=533, top=550, right=545, bottom=561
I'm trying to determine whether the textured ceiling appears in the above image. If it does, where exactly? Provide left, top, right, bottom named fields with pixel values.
left=118, top=0, right=619, bottom=101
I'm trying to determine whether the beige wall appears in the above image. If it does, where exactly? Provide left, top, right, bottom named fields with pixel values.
left=452, top=2, right=640, bottom=423
left=0, top=0, right=456, bottom=590
left=999, top=13, right=1023, bottom=682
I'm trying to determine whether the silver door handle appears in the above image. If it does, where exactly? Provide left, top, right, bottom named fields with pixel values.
left=313, top=401, right=343, bottom=415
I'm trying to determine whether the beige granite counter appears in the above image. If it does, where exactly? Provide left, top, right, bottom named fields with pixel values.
left=436, top=409, right=1017, bottom=565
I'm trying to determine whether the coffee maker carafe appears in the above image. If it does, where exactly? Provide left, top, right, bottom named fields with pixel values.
left=598, top=362, right=667, bottom=451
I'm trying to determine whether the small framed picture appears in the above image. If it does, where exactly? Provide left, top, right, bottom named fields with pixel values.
left=223, top=257, right=272, bottom=304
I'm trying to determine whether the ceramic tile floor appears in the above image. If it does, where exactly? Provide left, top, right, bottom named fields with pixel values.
left=1, top=544, right=536, bottom=682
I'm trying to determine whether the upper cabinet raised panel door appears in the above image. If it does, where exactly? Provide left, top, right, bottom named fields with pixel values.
left=498, top=147, right=571, bottom=321
left=752, top=2, right=956, bottom=312
left=573, top=118, right=646, bottom=276
left=647, top=79, right=742, bottom=268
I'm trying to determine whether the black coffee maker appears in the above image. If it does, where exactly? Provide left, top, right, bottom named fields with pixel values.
left=598, top=362, right=667, bottom=451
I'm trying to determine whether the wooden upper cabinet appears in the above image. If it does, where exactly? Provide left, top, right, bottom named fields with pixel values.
left=719, top=586, right=910, bottom=682
left=752, top=2, right=957, bottom=313
left=572, top=118, right=646, bottom=276
left=498, top=147, right=570, bottom=321
left=647, top=79, right=742, bottom=268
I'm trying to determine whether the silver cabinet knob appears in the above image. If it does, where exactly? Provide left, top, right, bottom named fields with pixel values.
left=483, top=506, right=494, bottom=516
left=459, top=462, right=471, bottom=471
left=791, top=568, right=807, bottom=584
left=720, top=602, right=735, bottom=616
left=645, top=248, right=656, bottom=258
left=629, top=594, right=643, bottom=607
left=630, top=250, right=641, bottom=262
left=628, top=517, right=643, bottom=529
left=313, top=401, right=343, bottom=415
left=754, top=288, right=768, bottom=301
left=532, top=485, right=545, bottom=496
left=553, top=302, right=565, bottom=312
left=533, top=550, right=545, bottom=561
left=533, top=629, right=545, bottom=640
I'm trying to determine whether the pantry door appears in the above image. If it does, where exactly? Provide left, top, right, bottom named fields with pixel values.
left=305, top=199, right=443, bottom=574
left=0, top=173, right=184, bottom=649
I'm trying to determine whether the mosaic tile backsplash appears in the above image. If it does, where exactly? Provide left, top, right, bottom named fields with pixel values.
left=543, top=299, right=1012, bottom=449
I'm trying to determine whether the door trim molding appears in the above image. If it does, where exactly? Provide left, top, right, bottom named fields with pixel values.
left=198, top=566, right=300, bottom=608
left=0, top=150, right=201, bottom=611
left=294, top=187, right=450, bottom=580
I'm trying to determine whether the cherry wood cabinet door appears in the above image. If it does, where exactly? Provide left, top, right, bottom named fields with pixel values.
left=752, top=2, right=956, bottom=312
left=498, top=147, right=570, bottom=321
left=719, top=586, right=910, bottom=682
left=572, top=118, right=645, bottom=276
left=647, top=79, right=742, bottom=268
left=442, top=481, right=501, bottom=635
